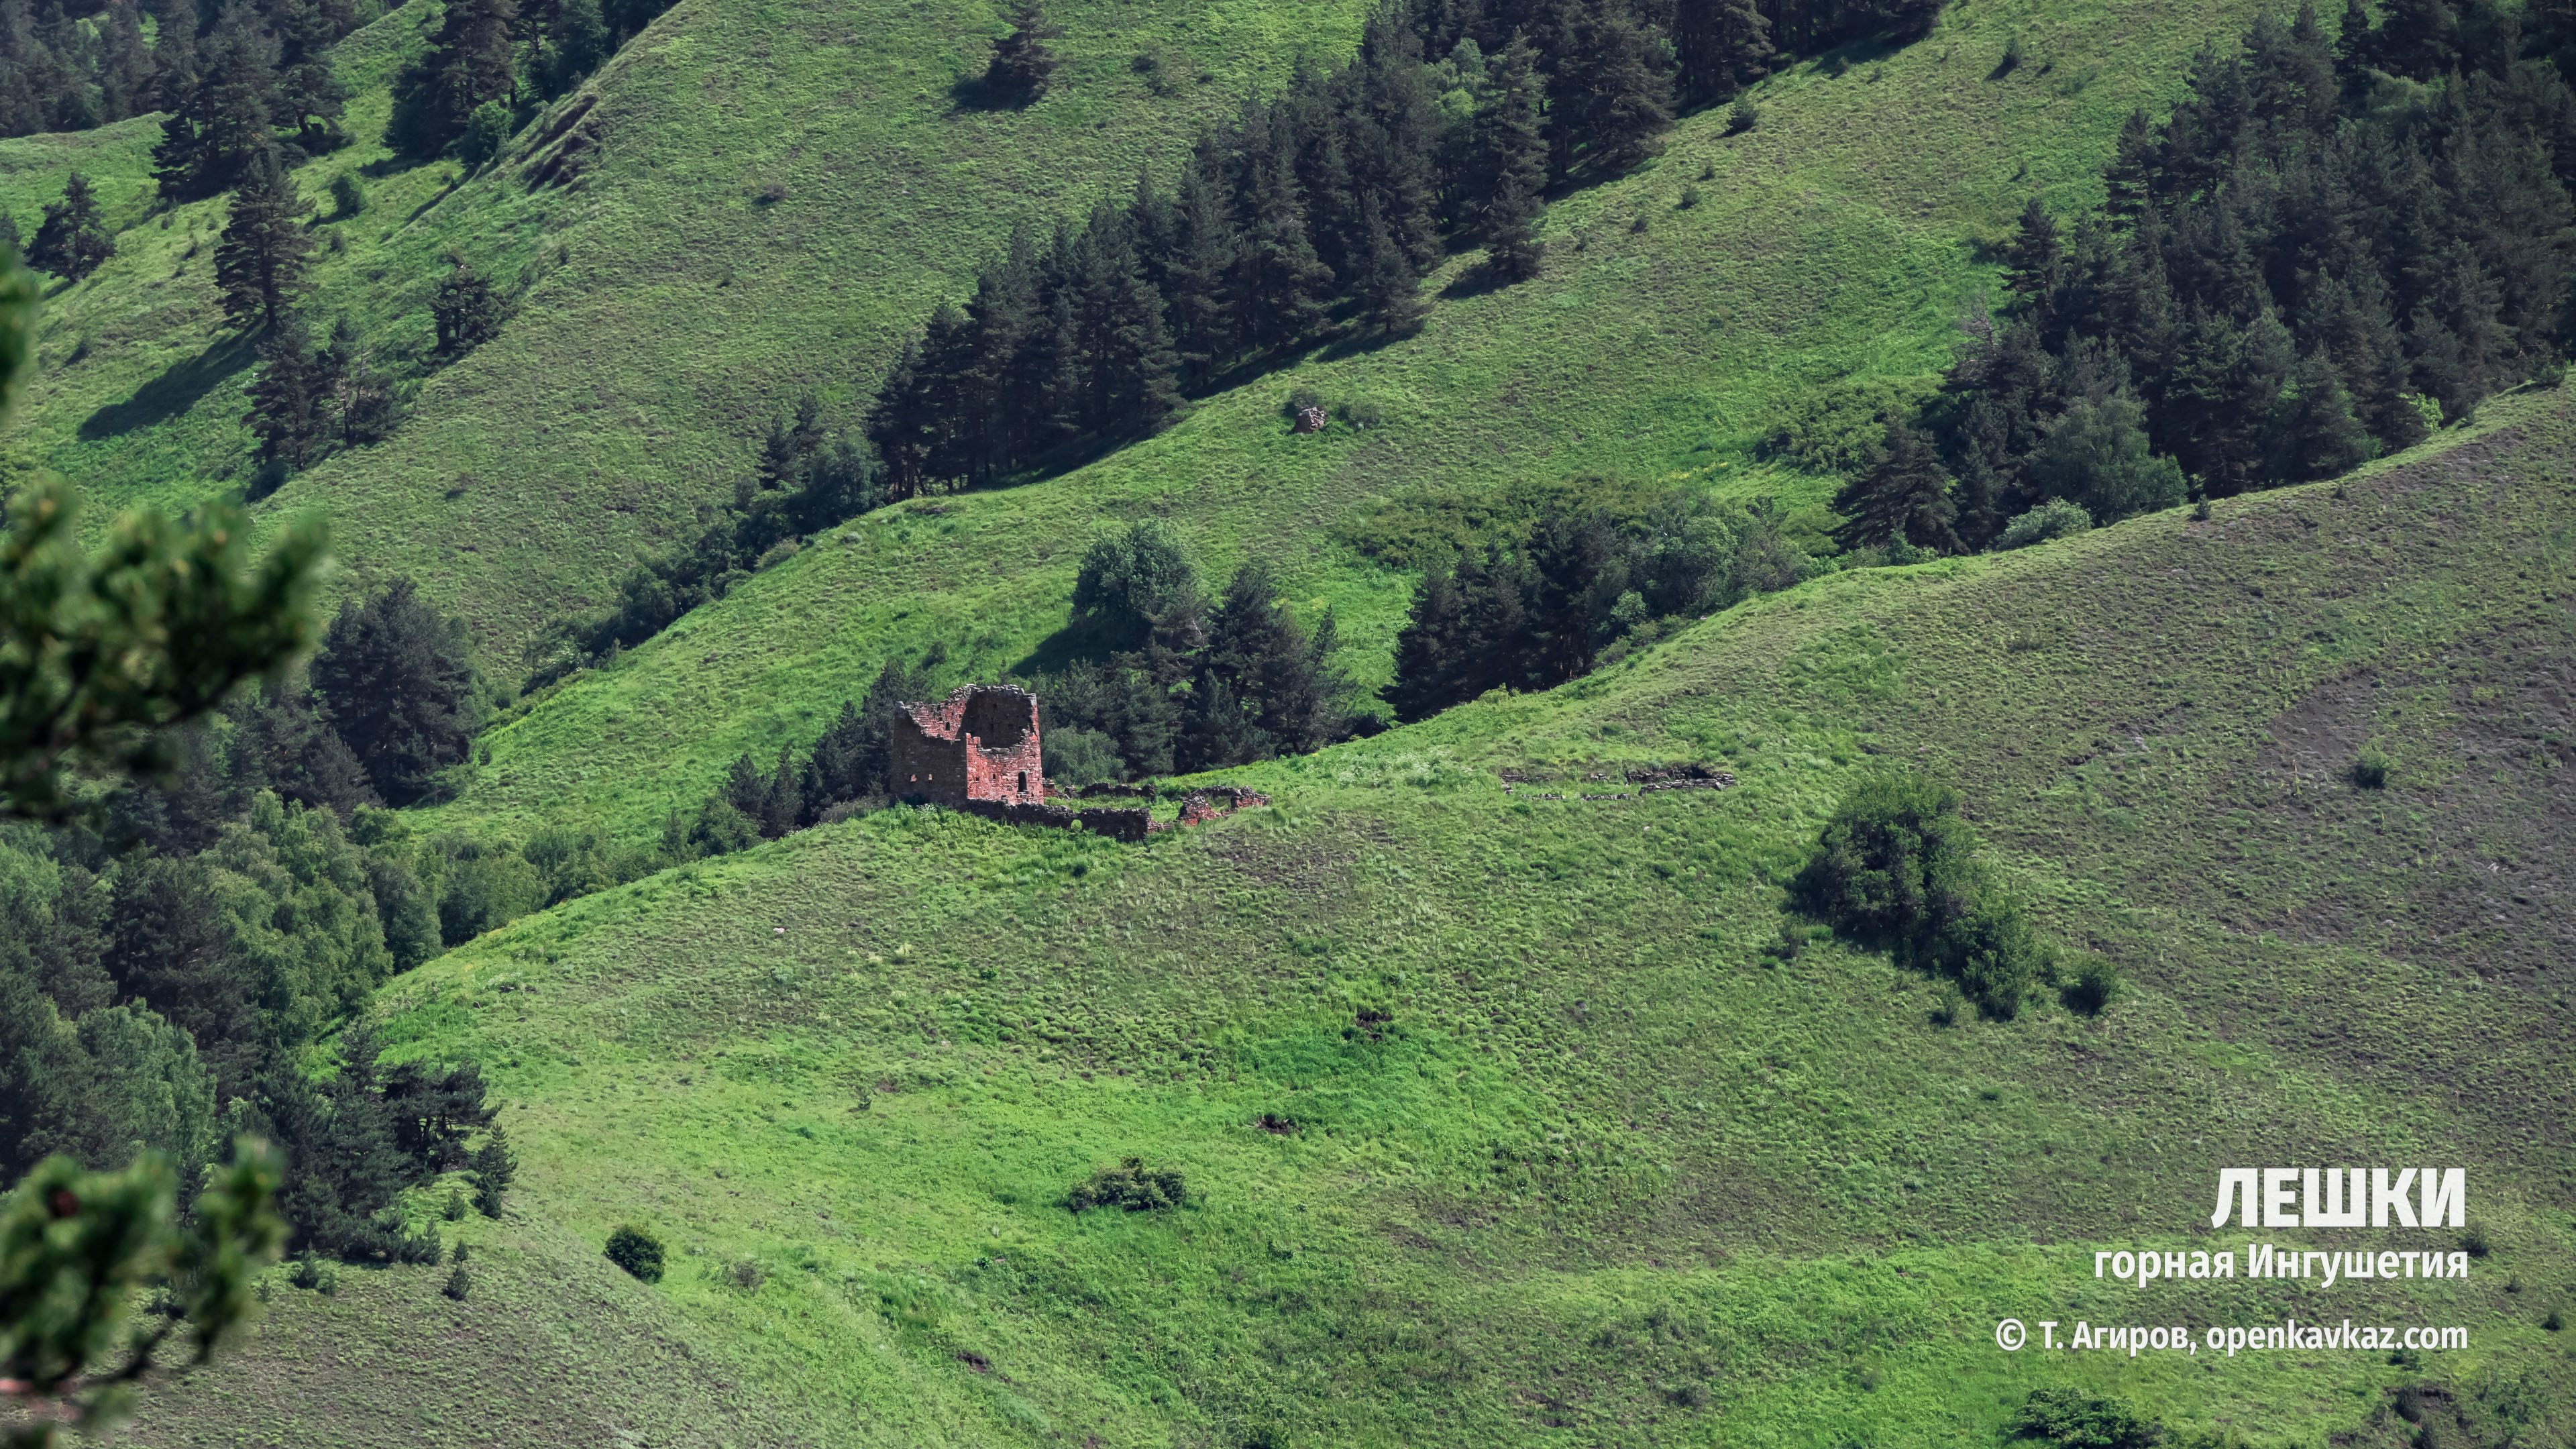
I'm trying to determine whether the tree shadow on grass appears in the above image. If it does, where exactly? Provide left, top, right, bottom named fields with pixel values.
left=1008, top=614, right=1126, bottom=681
left=77, top=332, right=259, bottom=441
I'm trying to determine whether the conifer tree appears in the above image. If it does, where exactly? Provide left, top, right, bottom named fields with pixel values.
left=1550, top=2, right=1675, bottom=181
left=470, top=1120, right=515, bottom=1217
left=1356, top=192, right=1428, bottom=336
left=1476, top=32, right=1548, bottom=279
left=213, top=148, right=315, bottom=333
left=152, top=23, right=276, bottom=201
left=1387, top=564, right=1466, bottom=723
left=1670, top=0, right=1772, bottom=103
left=246, top=312, right=325, bottom=468
left=985, top=0, right=1061, bottom=100
left=1166, top=159, right=1237, bottom=384
left=1832, top=421, right=1960, bottom=553
left=2101, top=109, right=2155, bottom=222
left=309, top=579, right=479, bottom=805
left=326, top=317, right=396, bottom=444
left=2261, top=347, right=2375, bottom=483
left=2003, top=197, right=2060, bottom=299
left=25, top=170, right=114, bottom=282
left=432, top=256, right=506, bottom=354
left=1234, top=109, right=1337, bottom=354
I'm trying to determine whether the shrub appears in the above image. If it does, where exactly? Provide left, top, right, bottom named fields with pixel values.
left=1996, top=498, right=2092, bottom=549
left=1678, top=183, right=1702, bottom=209
left=1794, top=773, right=2046, bottom=1019
left=459, top=101, right=513, bottom=167
left=605, top=1225, right=665, bottom=1282
left=1285, top=384, right=1326, bottom=418
left=2459, top=1222, right=2491, bottom=1257
left=1726, top=97, right=1759, bottom=133
left=330, top=172, right=367, bottom=217
left=727, top=1259, right=767, bottom=1290
left=1069, top=1157, right=1187, bottom=1212
left=2353, top=745, right=2392, bottom=790
left=2544, top=1307, right=2563, bottom=1331
left=2061, top=954, right=2121, bottom=1016
left=442, top=1183, right=467, bottom=1220
left=2012, top=1388, right=2159, bottom=1449
left=2191, top=499, right=2212, bottom=521
left=441, top=1265, right=470, bottom=1301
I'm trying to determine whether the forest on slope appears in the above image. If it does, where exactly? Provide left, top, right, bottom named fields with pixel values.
left=0, top=0, right=2571, bottom=1444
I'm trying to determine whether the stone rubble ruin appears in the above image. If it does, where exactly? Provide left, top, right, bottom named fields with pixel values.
left=889, top=684, right=1267, bottom=840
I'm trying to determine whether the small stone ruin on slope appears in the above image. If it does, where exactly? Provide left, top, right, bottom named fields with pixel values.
left=889, top=685, right=1265, bottom=841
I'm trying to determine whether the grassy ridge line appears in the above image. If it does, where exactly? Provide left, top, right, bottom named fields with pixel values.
left=119, top=395, right=2574, bottom=1446
left=421, top=0, right=2267, bottom=848
left=0, top=0, right=1379, bottom=639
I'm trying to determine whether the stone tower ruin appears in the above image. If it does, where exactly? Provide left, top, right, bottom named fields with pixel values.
left=888, top=685, right=1045, bottom=808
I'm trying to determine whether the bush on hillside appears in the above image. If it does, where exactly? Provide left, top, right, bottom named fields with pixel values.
left=1996, top=498, right=2091, bottom=549
left=605, top=1225, right=665, bottom=1282
left=2012, top=1388, right=2161, bottom=1448
left=2060, top=953, right=2120, bottom=1016
left=2353, top=745, right=2392, bottom=790
left=1792, top=774, right=2052, bottom=1020
left=1069, top=1157, right=1187, bottom=1213
left=329, top=173, right=368, bottom=218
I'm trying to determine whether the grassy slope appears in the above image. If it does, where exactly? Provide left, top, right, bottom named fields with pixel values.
left=423, top=0, right=2267, bottom=847
left=123, top=390, right=2576, bottom=1448
left=0, top=0, right=1375, bottom=641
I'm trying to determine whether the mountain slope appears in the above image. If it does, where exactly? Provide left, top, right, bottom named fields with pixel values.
left=421, top=0, right=2272, bottom=845
left=121, top=386, right=2576, bottom=1448
left=0, top=0, right=1375, bottom=640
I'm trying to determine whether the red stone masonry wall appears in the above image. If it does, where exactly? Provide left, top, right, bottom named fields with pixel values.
left=888, top=686, right=1045, bottom=807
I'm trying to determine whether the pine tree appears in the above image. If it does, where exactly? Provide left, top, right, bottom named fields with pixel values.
left=246, top=312, right=325, bottom=469
left=542, top=0, right=610, bottom=93
left=2003, top=197, right=2060, bottom=299
left=390, top=0, right=517, bottom=153
left=757, top=744, right=800, bottom=838
left=1477, top=32, right=1548, bottom=280
left=1387, top=564, right=1466, bottom=723
left=2102, top=109, right=2156, bottom=223
left=24, top=170, right=114, bottom=281
left=309, top=579, right=480, bottom=805
left=1166, top=158, right=1236, bottom=385
left=469, top=1120, right=515, bottom=1217
left=1670, top=0, right=1772, bottom=104
left=1551, top=2, right=1675, bottom=182
left=325, top=317, right=396, bottom=444
left=432, top=256, right=506, bottom=354
left=985, top=0, right=1061, bottom=100
left=1831, top=421, right=1961, bottom=553
left=1234, top=105, right=1337, bottom=353
left=152, top=23, right=276, bottom=201
left=213, top=148, right=315, bottom=333
left=2261, top=347, right=2375, bottom=483
left=1355, top=191, right=1428, bottom=337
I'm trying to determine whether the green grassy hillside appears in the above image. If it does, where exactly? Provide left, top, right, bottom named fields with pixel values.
left=0, top=0, right=1376, bottom=641
left=421, top=0, right=2273, bottom=846
left=121, top=386, right=2576, bottom=1448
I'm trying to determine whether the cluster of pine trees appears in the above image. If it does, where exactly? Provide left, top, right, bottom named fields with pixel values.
left=0, top=0, right=361, bottom=146
left=1839, top=0, right=2576, bottom=553
left=1386, top=488, right=1823, bottom=719
left=869, top=0, right=1951, bottom=496
left=146, top=0, right=373, bottom=197
left=383, top=0, right=676, bottom=156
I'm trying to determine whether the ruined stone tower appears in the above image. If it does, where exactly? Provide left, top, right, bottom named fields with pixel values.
left=888, top=685, right=1045, bottom=808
